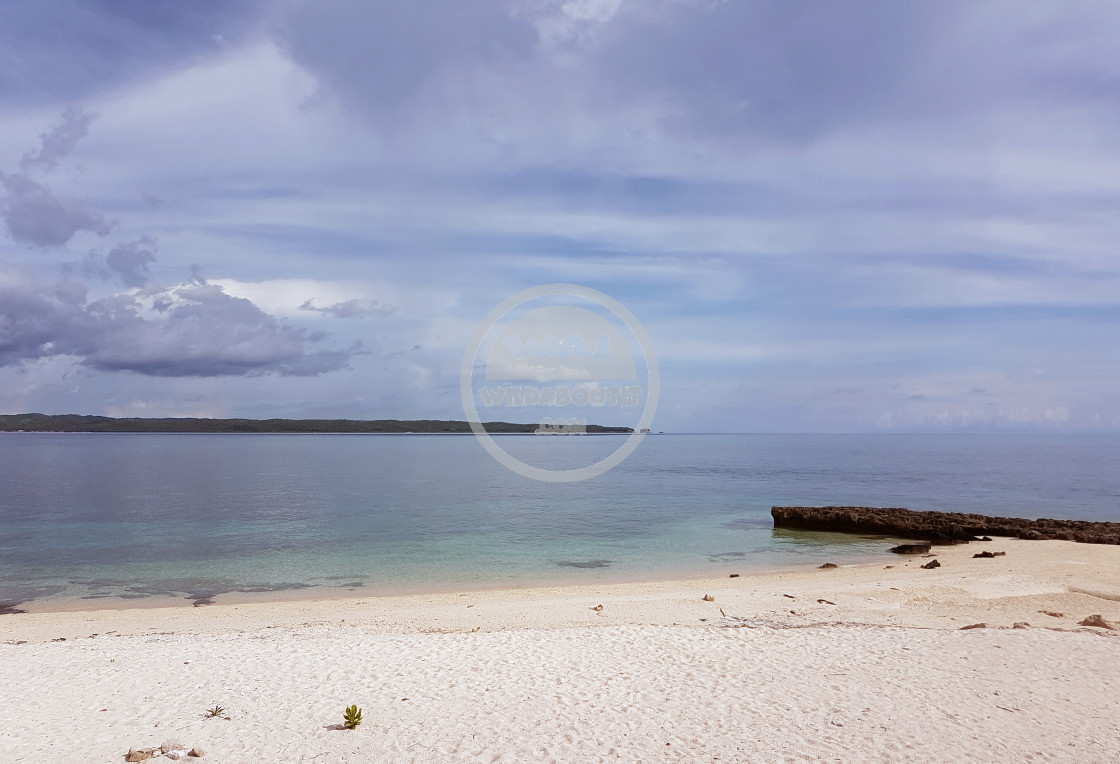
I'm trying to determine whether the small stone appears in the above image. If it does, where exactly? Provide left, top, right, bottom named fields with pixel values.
left=166, top=752, right=185, bottom=761
left=831, top=719, right=844, bottom=727
left=1039, top=610, right=1064, bottom=618
left=188, top=749, right=206, bottom=758
left=817, top=599, right=836, bottom=605
left=729, top=573, right=739, bottom=578
left=1078, top=614, right=1118, bottom=630
left=162, top=741, right=185, bottom=754
left=819, top=563, right=838, bottom=569
left=702, top=594, right=715, bottom=602
left=590, top=604, right=603, bottom=611
left=921, top=559, right=940, bottom=569
left=125, top=749, right=151, bottom=762
left=1013, top=622, right=1031, bottom=629
left=960, top=623, right=987, bottom=630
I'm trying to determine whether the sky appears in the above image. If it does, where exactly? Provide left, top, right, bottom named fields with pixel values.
left=1, top=0, right=1119, bottom=433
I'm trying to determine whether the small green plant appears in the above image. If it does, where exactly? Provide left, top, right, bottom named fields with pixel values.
left=343, top=704, right=362, bottom=730
left=205, top=704, right=225, bottom=719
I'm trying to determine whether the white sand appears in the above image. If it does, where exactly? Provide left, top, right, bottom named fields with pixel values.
left=3, top=539, right=1120, bottom=763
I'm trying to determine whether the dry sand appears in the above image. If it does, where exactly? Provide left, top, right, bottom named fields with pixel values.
left=2, top=538, right=1119, bottom=763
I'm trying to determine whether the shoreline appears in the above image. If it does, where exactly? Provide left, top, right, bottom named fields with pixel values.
left=4, top=538, right=1119, bottom=762
left=5, top=537, right=1120, bottom=643
left=1, top=534, right=912, bottom=615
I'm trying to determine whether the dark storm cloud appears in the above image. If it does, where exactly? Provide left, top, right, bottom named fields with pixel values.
left=0, top=274, right=354, bottom=377
left=0, top=173, right=113, bottom=247
left=298, top=297, right=397, bottom=319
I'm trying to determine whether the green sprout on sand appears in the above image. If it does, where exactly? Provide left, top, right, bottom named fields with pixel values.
left=205, top=704, right=225, bottom=719
left=343, top=704, right=363, bottom=730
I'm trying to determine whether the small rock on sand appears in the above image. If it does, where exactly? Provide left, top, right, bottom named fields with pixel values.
left=1078, top=614, right=1118, bottom=630
left=1039, top=610, right=1064, bottom=618
left=590, top=604, right=603, bottom=612
left=973, top=551, right=1006, bottom=558
left=960, top=623, right=987, bottom=630
left=702, top=594, right=715, bottom=602
left=125, top=748, right=156, bottom=762
left=162, top=741, right=185, bottom=754
left=1013, top=622, right=1031, bottom=629
left=921, top=559, right=941, bottom=569
left=188, top=748, right=206, bottom=757
left=729, top=573, right=739, bottom=578
left=819, top=563, right=838, bottom=569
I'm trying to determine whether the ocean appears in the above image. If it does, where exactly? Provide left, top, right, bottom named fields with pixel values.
left=2, top=432, right=1118, bottom=610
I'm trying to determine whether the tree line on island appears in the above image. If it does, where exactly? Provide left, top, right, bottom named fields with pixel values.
left=0, top=413, right=633, bottom=434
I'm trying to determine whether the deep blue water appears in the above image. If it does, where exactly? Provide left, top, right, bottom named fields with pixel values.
left=1, top=433, right=1118, bottom=610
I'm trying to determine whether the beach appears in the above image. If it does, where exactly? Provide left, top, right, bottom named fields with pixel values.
left=3, top=538, right=1120, bottom=762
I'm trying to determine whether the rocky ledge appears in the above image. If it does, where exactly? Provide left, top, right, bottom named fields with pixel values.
left=771, top=506, right=1120, bottom=545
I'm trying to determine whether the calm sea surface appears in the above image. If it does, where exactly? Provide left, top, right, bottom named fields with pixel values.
left=2, top=433, right=1119, bottom=610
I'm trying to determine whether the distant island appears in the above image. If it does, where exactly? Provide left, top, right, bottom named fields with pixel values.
left=0, top=413, right=633, bottom=434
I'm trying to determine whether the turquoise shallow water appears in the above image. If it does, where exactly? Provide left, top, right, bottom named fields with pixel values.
left=1, top=432, right=1118, bottom=609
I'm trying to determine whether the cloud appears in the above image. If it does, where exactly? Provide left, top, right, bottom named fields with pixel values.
left=0, top=269, right=355, bottom=377
left=278, top=0, right=537, bottom=125
left=20, top=107, right=95, bottom=172
left=274, top=0, right=947, bottom=147
left=299, top=297, right=397, bottom=319
left=0, top=0, right=268, bottom=104
left=1, top=107, right=115, bottom=247
left=271, top=0, right=1120, bottom=180
left=0, top=172, right=113, bottom=247
left=4, top=3, right=1120, bottom=429
left=104, top=237, right=157, bottom=288
left=66, top=237, right=160, bottom=288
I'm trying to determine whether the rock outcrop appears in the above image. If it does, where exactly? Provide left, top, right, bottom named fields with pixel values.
left=771, top=506, right=1120, bottom=545
left=890, top=543, right=931, bottom=555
